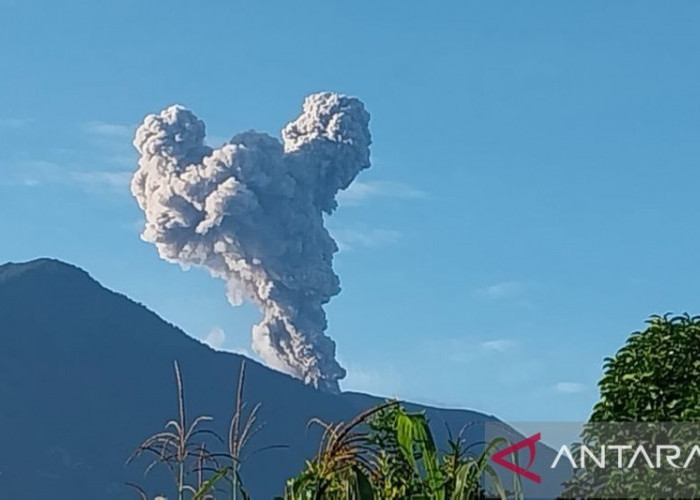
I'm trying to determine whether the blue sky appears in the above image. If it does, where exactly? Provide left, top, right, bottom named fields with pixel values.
left=1, top=0, right=700, bottom=423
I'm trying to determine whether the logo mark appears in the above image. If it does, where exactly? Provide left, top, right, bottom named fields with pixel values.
left=491, top=432, right=542, bottom=483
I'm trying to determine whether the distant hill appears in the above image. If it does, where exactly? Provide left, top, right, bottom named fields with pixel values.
left=0, top=259, right=569, bottom=498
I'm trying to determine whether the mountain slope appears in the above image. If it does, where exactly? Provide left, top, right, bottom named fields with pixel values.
left=0, top=259, right=567, bottom=498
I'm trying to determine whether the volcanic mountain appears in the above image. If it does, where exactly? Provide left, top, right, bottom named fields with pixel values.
left=0, top=259, right=569, bottom=498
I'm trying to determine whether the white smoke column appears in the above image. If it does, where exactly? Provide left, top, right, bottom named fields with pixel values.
left=131, top=92, right=371, bottom=393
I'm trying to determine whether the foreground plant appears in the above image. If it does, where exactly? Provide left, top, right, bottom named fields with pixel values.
left=128, top=365, right=519, bottom=499
left=283, top=401, right=397, bottom=499
left=128, top=361, right=219, bottom=500
left=205, top=360, right=284, bottom=500
left=284, top=402, right=521, bottom=500
left=370, top=405, right=520, bottom=500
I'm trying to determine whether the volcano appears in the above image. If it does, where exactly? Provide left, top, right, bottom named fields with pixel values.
left=0, top=258, right=568, bottom=498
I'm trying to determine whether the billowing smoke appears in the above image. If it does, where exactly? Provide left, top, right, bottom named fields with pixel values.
left=131, top=92, right=371, bottom=393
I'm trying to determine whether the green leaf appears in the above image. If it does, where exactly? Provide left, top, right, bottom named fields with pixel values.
left=193, top=466, right=232, bottom=499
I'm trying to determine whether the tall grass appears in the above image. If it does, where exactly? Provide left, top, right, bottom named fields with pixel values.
left=128, top=363, right=518, bottom=499
left=127, top=361, right=219, bottom=499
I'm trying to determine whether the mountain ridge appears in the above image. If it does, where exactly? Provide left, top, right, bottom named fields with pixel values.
left=0, top=258, right=566, bottom=498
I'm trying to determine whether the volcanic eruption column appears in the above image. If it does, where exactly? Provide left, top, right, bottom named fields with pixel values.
left=131, top=92, right=371, bottom=393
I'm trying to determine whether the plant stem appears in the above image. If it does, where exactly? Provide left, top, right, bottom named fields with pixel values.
left=178, top=460, right=184, bottom=500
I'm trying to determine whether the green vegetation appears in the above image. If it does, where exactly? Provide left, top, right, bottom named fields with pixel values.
left=128, top=361, right=519, bottom=499
left=563, top=314, right=700, bottom=498
left=282, top=402, right=519, bottom=499
left=128, top=313, right=700, bottom=498
left=588, top=313, right=700, bottom=422
left=130, top=313, right=700, bottom=498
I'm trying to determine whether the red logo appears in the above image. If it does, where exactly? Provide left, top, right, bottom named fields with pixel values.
left=491, top=432, right=542, bottom=483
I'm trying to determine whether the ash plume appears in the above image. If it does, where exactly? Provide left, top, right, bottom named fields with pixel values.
left=131, top=92, right=371, bottom=393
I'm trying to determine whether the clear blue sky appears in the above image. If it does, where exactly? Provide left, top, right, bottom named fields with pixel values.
left=1, top=0, right=699, bottom=423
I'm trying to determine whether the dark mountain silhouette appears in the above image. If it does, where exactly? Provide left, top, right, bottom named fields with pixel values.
left=0, top=258, right=570, bottom=498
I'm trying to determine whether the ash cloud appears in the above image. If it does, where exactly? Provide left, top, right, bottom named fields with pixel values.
left=131, top=92, right=371, bottom=393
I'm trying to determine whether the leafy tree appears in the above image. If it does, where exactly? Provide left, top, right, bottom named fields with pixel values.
left=591, top=313, right=700, bottom=422
left=563, top=314, right=700, bottom=498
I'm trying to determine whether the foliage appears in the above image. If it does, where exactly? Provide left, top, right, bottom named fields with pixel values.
left=283, top=401, right=396, bottom=499
left=128, top=364, right=520, bottom=499
left=365, top=404, right=423, bottom=498
left=562, top=314, right=700, bottom=498
left=284, top=402, right=521, bottom=500
left=591, top=313, right=700, bottom=422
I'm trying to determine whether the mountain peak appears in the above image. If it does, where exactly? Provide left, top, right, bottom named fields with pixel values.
left=0, top=258, right=91, bottom=284
left=0, top=257, right=81, bottom=274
